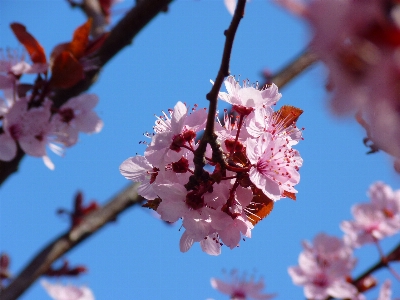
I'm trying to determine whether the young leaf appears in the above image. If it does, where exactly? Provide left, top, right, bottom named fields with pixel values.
left=10, top=23, right=47, bottom=64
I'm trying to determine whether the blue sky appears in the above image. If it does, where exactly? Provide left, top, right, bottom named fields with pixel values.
left=1, top=1, right=399, bottom=299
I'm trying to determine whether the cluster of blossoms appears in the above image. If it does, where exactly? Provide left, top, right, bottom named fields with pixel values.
left=120, top=75, right=304, bottom=255
left=279, top=0, right=400, bottom=166
left=289, top=182, right=400, bottom=300
left=0, top=22, right=103, bottom=169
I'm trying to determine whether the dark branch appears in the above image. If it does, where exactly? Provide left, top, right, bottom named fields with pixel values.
left=193, top=0, right=246, bottom=178
left=0, top=0, right=173, bottom=186
left=0, top=183, right=143, bottom=300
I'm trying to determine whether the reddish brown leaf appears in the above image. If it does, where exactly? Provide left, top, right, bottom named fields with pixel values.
left=245, top=188, right=274, bottom=226
left=50, top=51, right=84, bottom=89
left=142, top=198, right=162, bottom=211
left=68, top=19, right=92, bottom=59
left=232, top=150, right=249, bottom=168
left=274, top=105, right=303, bottom=128
left=283, top=190, right=296, bottom=200
left=50, top=42, right=70, bottom=66
left=99, top=0, right=113, bottom=20
left=10, top=23, right=47, bottom=64
left=85, top=32, right=109, bottom=56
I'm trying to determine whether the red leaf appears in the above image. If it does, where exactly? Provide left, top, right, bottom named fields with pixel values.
left=10, top=23, right=46, bottom=64
left=99, top=0, right=113, bottom=18
left=68, top=19, right=92, bottom=59
left=50, top=51, right=84, bottom=89
left=273, top=105, right=303, bottom=128
left=283, top=190, right=296, bottom=200
left=85, top=32, right=109, bottom=56
left=245, top=188, right=274, bottom=226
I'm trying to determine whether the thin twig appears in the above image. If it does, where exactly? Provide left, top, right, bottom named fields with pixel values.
left=0, top=0, right=173, bottom=187
left=0, top=183, right=143, bottom=300
left=193, top=0, right=246, bottom=178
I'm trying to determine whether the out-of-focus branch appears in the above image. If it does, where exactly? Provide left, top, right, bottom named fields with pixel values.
left=0, top=0, right=173, bottom=186
left=193, top=0, right=246, bottom=177
left=352, top=241, right=400, bottom=287
left=271, top=49, right=318, bottom=89
left=0, top=183, right=143, bottom=300
left=321, top=241, right=400, bottom=300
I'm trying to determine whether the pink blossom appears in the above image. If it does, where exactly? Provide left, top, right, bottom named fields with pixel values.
left=341, top=182, right=400, bottom=247
left=218, top=76, right=281, bottom=110
left=288, top=234, right=359, bottom=300
left=0, top=49, right=47, bottom=90
left=2, top=97, right=58, bottom=169
left=368, top=182, right=400, bottom=231
left=341, top=203, right=399, bottom=247
left=41, top=280, right=94, bottom=300
left=145, top=101, right=207, bottom=168
left=119, top=155, right=159, bottom=200
left=246, top=107, right=303, bottom=143
left=51, top=94, right=103, bottom=147
left=377, top=280, right=393, bottom=300
left=246, top=133, right=302, bottom=201
left=211, top=270, right=275, bottom=300
left=224, top=0, right=236, bottom=15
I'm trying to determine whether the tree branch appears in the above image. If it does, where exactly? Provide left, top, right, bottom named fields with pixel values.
left=0, top=0, right=173, bottom=187
left=352, top=241, right=400, bottom=288
left=271, top=49, right=318, bottom=89
left=193, top=0, right=247, bottom=178
left=0, top=183, right=143, bottom=300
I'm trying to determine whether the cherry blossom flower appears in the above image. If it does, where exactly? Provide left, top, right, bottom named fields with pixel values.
left=0, top=49, right=47, bottom=90
left=211, top=270, right=275, bottom=300
left=341, top=203, right=398, bottom=247
left=246, top=132, right=302, bottom=201
left=144, top=101, right=207, bottom=168
left=41, top=280, right=94, bottom=300
left=218, top=76, right=281, bottom=112
left=2, top=97, right=58, bottom=169
left=341, top=182, right=400, bottom=247
left=288, top=233, right=359, bottom=300
left=246, top=107, right=302, bottom=144
left=224, top=0, right=237, bottom=15
left=120, top=155, right=159, bottom=200
left=377, top=280, right=393, bottom=300
left=368, top=182, right=400, bottom=231
left=51, top=94, right=103, bottom=147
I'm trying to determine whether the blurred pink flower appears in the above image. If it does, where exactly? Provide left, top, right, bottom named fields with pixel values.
left=211, top=270, right=275, bottom=300
left=51, top=94, right=103, bottom=147
left=41, top=280, right=94, bottom=300
left=288, top=233, right=360, bottom=300
left=341, top=182, right=400, bottom=247
left=277, top=0, right=400, bottom=165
